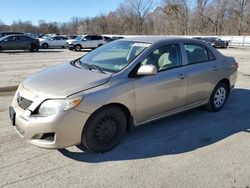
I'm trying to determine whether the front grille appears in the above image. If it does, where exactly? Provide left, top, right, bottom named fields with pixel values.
left=17, top=95, right=33, bottom=110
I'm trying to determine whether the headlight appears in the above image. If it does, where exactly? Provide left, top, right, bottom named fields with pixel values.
left=38, top=97, right=82, bottom=116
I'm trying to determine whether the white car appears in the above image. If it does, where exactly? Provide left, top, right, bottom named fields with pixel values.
left=67, top=35, right=106, bottom=51
left=40, top=36, right=69, bottom=49
left=66, top=35, right=85, bottom=47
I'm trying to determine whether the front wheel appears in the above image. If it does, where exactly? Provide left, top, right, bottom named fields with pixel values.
left=42, top=43, right=49, bottom=49
left=82, top=106, right=127, bottom=153
left=205, top=82, right=229, bottom=112
left=75, top=44, right=82, bottom=51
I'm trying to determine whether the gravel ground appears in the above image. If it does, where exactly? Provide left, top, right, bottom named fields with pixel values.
left=0, top=47, right=250, bottom=188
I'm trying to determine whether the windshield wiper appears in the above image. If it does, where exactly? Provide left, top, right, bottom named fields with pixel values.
left=90, top=64, right=106, bottom=74
left=80, top=62, right=106, bottom=74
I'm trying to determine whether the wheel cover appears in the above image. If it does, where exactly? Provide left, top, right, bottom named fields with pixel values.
left=213, top=87, right=226, bottom=108
left=76, top=45, right=81, bottom=51
left=95, top=116, right=118, bottom=143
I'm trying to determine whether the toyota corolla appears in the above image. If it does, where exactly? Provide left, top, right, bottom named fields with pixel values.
left=9, top=37, right=238, bottom=152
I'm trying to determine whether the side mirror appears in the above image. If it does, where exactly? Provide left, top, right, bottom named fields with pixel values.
left=82, top=38, right=86, bottom=41
left=137, top=65, right=157, bottom=76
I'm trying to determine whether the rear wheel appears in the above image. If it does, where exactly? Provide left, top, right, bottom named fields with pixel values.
left=82, top=106, right=127, bottom=153
left=29, top=44, right=39, bottom=52
left=33, top=47, right=39, bottom=52
left=75, top=44, right=82, bottom=51
left=0, top=46, right=2, bottom=53
left=205, top=82, right=229, bottom=112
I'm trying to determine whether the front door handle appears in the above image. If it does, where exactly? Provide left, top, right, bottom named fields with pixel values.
left=178, top=74, right=188, bottom=79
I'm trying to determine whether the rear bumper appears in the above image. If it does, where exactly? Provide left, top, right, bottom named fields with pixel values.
left=229, top=69, right=238, bottom=91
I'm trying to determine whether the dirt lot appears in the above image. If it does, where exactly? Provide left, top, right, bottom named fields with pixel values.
left=0, top=48, right=250, bottom=188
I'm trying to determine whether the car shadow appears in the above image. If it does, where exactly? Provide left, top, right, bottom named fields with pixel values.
left=58, top=88, right=250, bottom=163
left=75, top=49, right=92, bottom=52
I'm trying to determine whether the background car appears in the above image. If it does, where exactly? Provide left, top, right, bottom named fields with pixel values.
left=0, top=31, right=23, bottom=38
left=67, top=34, right=106, bottom=51
left=192, top=37, right=203, bottom=40
left=66, top=35, right=85, bottom=47
left=0, top=34, right=39, bottom=52
left=40, top=36, right=69, bottom=49
left=203, top=37, right=229, bottom=48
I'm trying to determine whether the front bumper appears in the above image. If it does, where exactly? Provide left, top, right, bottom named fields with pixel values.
left=10, top=86, right=90, bottom=149
left=67, top=44, right=75, bottom=50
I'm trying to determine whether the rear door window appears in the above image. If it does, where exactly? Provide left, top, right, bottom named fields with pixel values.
left=184, top=44, right=216, bottom=64
left=17, top=36, right=30, bottom=41
left=84, top=35, right=92, bottom=40
left=53, top=37, right=60, bottom=40
left=92, top=36, right=103, bottom=40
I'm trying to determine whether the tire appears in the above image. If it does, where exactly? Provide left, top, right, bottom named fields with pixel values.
left=0, top=46, right=2, bottom=53
left=205, top=82, right=229, bottom=112
left=82, top=105, right=127, bottom=153
left=98, top=44, right=103, bottom=47
left=75, top=44, right=82, bottom=51
left=33, top=47, right=39, bottom=52
left=42, top=43, right=49, bottom=49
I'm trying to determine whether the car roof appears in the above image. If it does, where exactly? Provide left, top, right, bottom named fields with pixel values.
left=120, top=36, right=203, bottom=44
left=0, top=34, right=32, bottom=40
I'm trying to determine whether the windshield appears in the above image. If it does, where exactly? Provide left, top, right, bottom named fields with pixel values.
left=75, top=36, right=82, bottom=41
left=79, top=40, right=151, bottom=73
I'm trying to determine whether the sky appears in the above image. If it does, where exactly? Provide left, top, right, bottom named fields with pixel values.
left=0, top=0, right=128, bottom=25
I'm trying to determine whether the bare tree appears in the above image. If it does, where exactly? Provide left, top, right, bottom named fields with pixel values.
left=231, top=0, right=249, bottom=35
left=119, top=0, right=153, bottom=34
left=1, top=0, right=250, bottom=36
left=161, top=0, right=190, bottom=35
left=194, top=0, right=213, bottom=34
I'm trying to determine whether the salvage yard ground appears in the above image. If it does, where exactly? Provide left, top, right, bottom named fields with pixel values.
left=0, top=47, right=250, bottom=187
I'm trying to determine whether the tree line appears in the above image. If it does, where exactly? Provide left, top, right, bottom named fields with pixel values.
left=0, top=0, right=249, bottom=36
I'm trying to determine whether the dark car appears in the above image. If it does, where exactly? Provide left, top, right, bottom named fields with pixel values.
left=203, top=37, right=229, bottom=48
left=103, top=36, right=114, bottom=42
left=0, top=32, right=23, bottom=38
left=192, top=37, right=203, bottom=40
left=0, top=34, right=40, bottom=52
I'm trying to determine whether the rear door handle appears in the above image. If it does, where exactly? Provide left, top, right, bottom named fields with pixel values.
left=213, top=66, right=218, bottom=71
left=178, top=74, right=188, bottom=79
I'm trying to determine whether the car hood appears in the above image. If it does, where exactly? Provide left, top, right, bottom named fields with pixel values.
left=66, top=39, right=77, bottom=43
left=39, top=38, right=46, bottom=42
left=23, top=62, right=112, bottom=98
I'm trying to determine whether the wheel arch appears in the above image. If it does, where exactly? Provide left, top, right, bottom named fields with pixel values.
left=76, top=43, right=82, bottom=48
left=218, top=78, right=230, bottom=92
left=42, top=42, right=49, bottom=48
left=83, top=103, right=132, bottom=134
